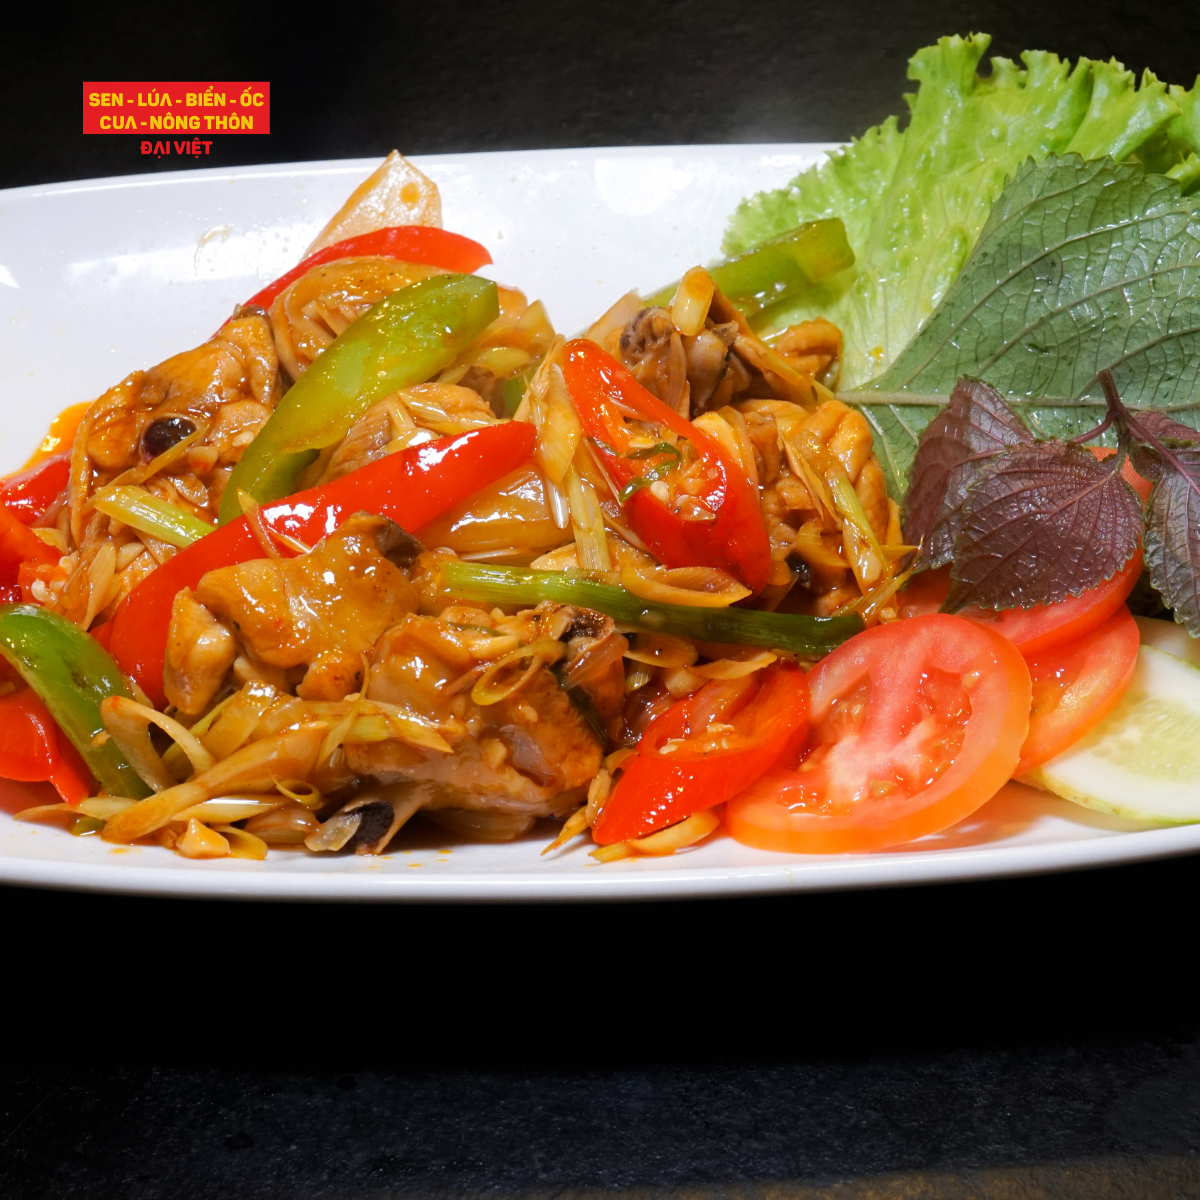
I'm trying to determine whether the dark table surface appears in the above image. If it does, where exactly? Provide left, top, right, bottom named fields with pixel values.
left=4, top=2, right=1200, bottom=1196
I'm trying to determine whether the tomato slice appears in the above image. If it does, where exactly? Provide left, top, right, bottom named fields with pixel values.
left=593, top=665, right=809, bottom=844
left=726, top=615, right=1031, bottom=854
left=1016, top=605, right=1139, bottom=775
left=899, top=551, right=1143, bottom=656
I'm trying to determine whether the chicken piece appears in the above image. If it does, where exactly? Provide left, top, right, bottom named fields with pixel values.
left=618, top=306, right=689, bottom=414
left=319, top=383, right=497, bottom=484
left=344, top=602, right=605, bottom=826
left=164, top=588, right=239, bottom=716
left=320, top=400, right=398, bottom=483
left=776, top=317, right=842, bottom=383
left=558, top=607, right=628, bottom=737
left=194, top=513, right=421, bottom=702
left=85, top=311, right=281, bottom=475
left=683, top=323, right=738, bottom=414
left=269, top=259, right=445, bottom=382
left=205, top=399, right=274, bottom=466
left=419, top=466, right=568, bottom=565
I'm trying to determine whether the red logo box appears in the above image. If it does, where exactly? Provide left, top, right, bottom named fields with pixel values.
left=83, top=82, right=270, bottom=135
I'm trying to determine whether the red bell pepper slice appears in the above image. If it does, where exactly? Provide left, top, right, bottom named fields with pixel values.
left=108, top=421, right=535, bottom=706
left=0, top=505, right=60, bottom=588
left=592, top=664, right=809, bottom=844
left=1, top=452, right=71, bottom=525
left=561, top=339, right=771, bottom=592
left=0, top=687, right=93, bottom=804
left=244, top=226, right=493, bottom=311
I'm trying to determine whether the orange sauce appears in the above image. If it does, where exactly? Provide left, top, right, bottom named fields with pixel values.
left=23, top=401, right=91, bottom=468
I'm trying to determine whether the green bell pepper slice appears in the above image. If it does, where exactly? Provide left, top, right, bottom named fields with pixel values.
left=219, top=272, right=500, bottom=522
left=646, top=218, right=854, bottom=316
left=0, top=604, right=152, bottom=799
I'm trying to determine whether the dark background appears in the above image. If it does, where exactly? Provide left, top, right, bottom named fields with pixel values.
left=4, top=2, right=1200, bottom=1196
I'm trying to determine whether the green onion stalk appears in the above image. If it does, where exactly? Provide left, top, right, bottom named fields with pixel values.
left=439, top=562, right=863, bottom=658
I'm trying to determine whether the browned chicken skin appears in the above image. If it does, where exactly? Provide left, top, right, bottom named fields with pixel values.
left=163, top=589, right=239, bottom=716
left=348, top=600, right=606, bottom=825
left=86, top=311, right=280, bottom=478
left=170, top=513, right=421, bottom=706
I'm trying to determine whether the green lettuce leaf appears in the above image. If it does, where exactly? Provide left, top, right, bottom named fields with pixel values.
left=724, top=35, right=1187, bottom=391
left=855, top=156, right=1200, bottom=495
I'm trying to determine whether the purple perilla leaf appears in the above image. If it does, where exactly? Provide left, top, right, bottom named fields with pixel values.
left=903, top=378, right=1033, bottom=570
left=945, top=441, right=1143, bottom=612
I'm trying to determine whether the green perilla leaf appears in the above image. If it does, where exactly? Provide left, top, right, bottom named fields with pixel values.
left=856, top=155, right=1200, bottom=496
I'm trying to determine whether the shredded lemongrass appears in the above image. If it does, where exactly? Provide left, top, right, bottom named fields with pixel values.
left=692, top=651, right=777, bottom=679
left=237, top=489, right=282, bottom=558
left=793, top=519, right=847, bottom=570
left=838, top=561, right=917, bottom=624
left=400, top=385, right=494, bottom=434
left=783, top=436, right=838, bottom=524
left=624, top=632, right=699, bottom=669
left=542, top=806, right=591, bottom=855
left=101, top=695, right=215, bottom=784
left=625, top=662, right=654, bottom=692
left=81, top=542, right=118, bottom=630
left=606, top=749, right=635, bottom=775
left=619, top=563, right=750, bottom=608
left=274, top=779, right=324, bottom=810
left=200, top=683, right=279, bottom=760
left=175, top=797, right=282, bottom=823
left=366, top=699, right=454, bottom=753
left=99, top=697, right=186, bottom=792
left=534, top=364, right=584, bottom=486
left=829, top=470, right=885, bottom=559
left=566, top=466, right=612, bottom=573
left=92, top=485, right=215, bottom=549
left=215, top=823, right=269, bottom=860
left=545, top=475, right=571, bottom=530
left=584, top=291, right=643, bottom=347
left=101, top=723, right=327, bottom=843
left=627, top=808, right=721, bottom=856
left=717, top=406, right=760, bottom=490
left=590, top=842, right=634, bottom=863
left=692, top=410, right=746, bottom=473
left=318, top=694, right=364, bottom=764
left=79, top=796, right=136, bottom=820
left=471, top=639, right=566, bottom=706
left=471, top=346, right=531, bottom=376
left=13, top=803, right=76, bottom=826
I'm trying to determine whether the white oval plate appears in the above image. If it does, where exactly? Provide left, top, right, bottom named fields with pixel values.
left=2, top=146, right=1196, bottom=902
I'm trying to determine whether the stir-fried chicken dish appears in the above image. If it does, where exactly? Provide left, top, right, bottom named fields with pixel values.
left=13, top=35, right=1200, bottom=865
left=0, top=152, right=1032, bottom=863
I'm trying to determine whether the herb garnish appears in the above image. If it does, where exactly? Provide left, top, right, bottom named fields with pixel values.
left=853, top=155, right=1200, bottom=496
left=904, top=371, right=1200, bottom=632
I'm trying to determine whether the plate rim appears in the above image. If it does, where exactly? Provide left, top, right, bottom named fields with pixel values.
left=5, top=820, right=1200, bottom=902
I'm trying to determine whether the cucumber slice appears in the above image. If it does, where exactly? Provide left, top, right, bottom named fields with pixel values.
left=1134, top=616, right=1200, bottom=670
left=1028, top=645, right=1200, bottom=823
